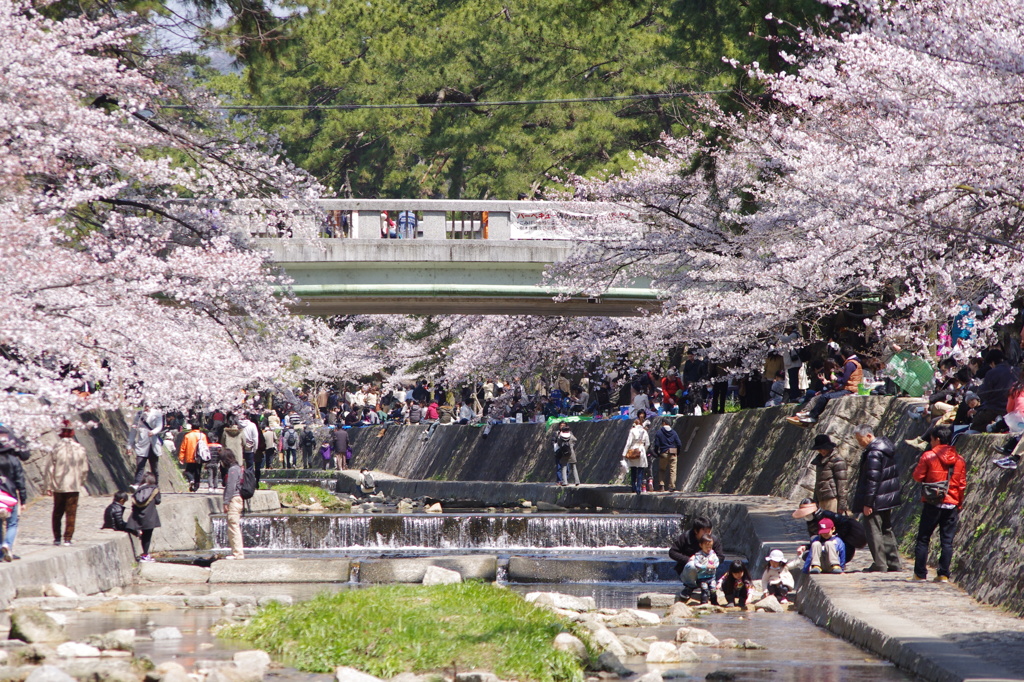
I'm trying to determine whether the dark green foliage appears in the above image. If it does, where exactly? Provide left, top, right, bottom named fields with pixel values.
left=210, top=0, right=826, bottom=198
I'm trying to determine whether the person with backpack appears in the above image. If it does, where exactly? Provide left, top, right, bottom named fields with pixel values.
left=125, top=472, right=161, bottom=562
left=358, top=468, right=376, bottom=494
left=221, top=448, right=246, bottom=560
left=0, top=425, right=29, bottom=562
left=911, top=426, right=967, bottom=582
left=281, top=425, right=299, bottom=468
left=178, top=425, right=209, bottom=493
left=300, top=427, right=316, bottom=468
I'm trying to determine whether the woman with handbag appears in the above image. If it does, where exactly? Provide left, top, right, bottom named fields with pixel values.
left=622, top=418, right=650, bottom=494
left=125, top=472, right=161, bottom=563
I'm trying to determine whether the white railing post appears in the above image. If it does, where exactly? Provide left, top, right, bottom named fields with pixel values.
left=420, top=211, right=447, bottom=240
left=486, top=211, right=510, bottom=240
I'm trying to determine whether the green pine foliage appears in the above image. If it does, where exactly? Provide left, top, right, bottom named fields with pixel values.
left=210, top=0, right=825, bottom=198
left=219, top=582, right=590, bottom=681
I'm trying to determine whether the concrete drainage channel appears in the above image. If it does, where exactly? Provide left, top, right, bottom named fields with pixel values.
left=2, top=485, right=915, bottom=682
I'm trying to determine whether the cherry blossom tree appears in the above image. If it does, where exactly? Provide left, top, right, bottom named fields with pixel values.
left=545, top=0, right=1024, bottom=363
left=0, top=0, right=326, bottom=438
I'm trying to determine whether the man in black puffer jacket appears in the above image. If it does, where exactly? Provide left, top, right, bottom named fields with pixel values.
left=852, top=424, right=903, bottom=572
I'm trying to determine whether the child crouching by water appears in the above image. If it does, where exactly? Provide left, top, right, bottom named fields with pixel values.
left=762, top=549, right=795, bottom=604
left=681, top=534, right=720, bottom=605
left=717, top=559, right=755, bottom=607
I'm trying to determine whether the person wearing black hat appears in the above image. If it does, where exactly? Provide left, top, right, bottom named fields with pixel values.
left=792, top=498, right=867, bottom=564
left=810, top=434, right=848, bottom=514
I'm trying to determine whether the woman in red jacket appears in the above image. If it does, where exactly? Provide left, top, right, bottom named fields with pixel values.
left=911, top=425, right=967, bottom=582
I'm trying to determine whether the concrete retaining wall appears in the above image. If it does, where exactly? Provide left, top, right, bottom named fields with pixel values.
left=21, top=409, right=188, bottom=501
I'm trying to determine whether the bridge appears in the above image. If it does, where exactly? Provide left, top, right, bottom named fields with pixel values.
left=261, top=199, right=660, bottom=316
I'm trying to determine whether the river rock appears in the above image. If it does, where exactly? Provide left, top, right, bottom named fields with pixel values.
left=589, top=627, right=627, bottom=659
left=454, top=673, right=499, bottom=682
left=752, top=596, right=784, bottom=613
left=665, top=603, right=692, bottom=621
left=605, top=609, right=660, bottom=628
left=636, top=593, right=676, bottom=608
left=149, top=661, right=191, bottom=682
left=87, top=629, right=136, bottom=653
left=424, top=503, right=443, bottom=514
left=635, top=671, right=662, bottom=682
left=9, top=608, right=67, bottom=643
left=534, top=501, right=567, bottom=512
left=233, top=650, right=271, bottom=680
left=212, top=593, right=257, bottom=607
left=553, top=633, right=588, bottom=662
left=596, top=652, right=632, bottom=677
left=525, top=592, right=596, bottom=612
left=335, top=667, right=384, bottom=682
left=150, top=628, right=182, bottom=641
left=25, top=665, right=76, bottom=682
left=690, top=604, right=725, bottom=615
left=739, top=640, right=765, bottom=650
left=674, top=627, right=719, bottom=647
left=396, top=500, right=414, bottom=514
left=56, top=642, right=101, bottom=658
left=645, top=642, right=682, bottom=664
left=42, top=585, right=78, bottom=599
left=422, top=566, right=462, bottom=586
left=617, top=635, right=650, bottom=656
left=390, top=674, right=432, bottom=682
left=0, top=651, right=7, bottom=666
left=16, top=643, right=56, bottom=664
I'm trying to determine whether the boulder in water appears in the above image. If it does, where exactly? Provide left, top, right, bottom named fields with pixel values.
left=525, top=592, right=595, bottom=612
left=422, top=566, right=462, bottom=586
left=674, top=627, right=719, bottom=646
left=335, top=667, right=384, bottom=682
left=10, top=608, right=67, bottom=643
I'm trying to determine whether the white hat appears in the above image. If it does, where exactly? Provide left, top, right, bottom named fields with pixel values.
left=766, top=549, right=786, bottom=563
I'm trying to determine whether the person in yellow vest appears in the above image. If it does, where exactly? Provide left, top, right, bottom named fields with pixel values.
left=786, top=346, right=863, bottom=426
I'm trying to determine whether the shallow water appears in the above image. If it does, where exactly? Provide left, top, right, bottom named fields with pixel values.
left=58, top=581, right=914, bottom=682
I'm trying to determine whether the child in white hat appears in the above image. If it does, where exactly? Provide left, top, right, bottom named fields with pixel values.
left=761, top=549, right=795, bottom=603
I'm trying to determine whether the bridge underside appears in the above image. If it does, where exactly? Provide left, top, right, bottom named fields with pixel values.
left=286, top=284, right=661, bottom=316
left=264, top=239, right=660, bottom=317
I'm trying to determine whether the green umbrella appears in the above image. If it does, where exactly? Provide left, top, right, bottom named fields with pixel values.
left=885, top=351, right=934, bottom=398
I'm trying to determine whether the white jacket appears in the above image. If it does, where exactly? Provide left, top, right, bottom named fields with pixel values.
left=761, top=563, right=795, bottom=592
left=622, top=425, right=650, bottom=468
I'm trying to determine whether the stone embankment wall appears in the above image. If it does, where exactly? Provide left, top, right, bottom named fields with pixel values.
left=350, top=396, right=1024, bottom=615
left=21, top=409, right=188, bottom=501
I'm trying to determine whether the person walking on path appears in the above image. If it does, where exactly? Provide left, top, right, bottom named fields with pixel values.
left=809, top=434, right=848, bottom=513
left=46, top=423, right=89, bottom=546
left=125, top=472, right=161, bottom=562
left=622, top=418, right=650, bottom=494
left=852, top=424, right=903, bottom=572
left=129, top=407, right=164, bottom=486
left=221, top=449, right=245, bottom=560
left=332, top=426, right=349, bottom=471
left=178, top=425, right=208, bottom=493
left=911, top=425, right=967, bottom=582
left=0, top=426, right=29, bottom=562
left=652, top=422, right=683, bottom=492
left=552, top=422, right=580, bottom=486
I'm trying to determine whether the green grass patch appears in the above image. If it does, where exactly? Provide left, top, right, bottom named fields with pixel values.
left=268, top=484, right=345, bottom=509
left=219, top=583, right=588, bottom=682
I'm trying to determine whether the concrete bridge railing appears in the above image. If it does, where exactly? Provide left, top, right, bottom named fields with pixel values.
left=254, top=199, right=630, bottom=241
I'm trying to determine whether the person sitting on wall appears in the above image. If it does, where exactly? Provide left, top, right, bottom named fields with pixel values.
left=668, top=515, right=726, bottom=601
left=800, top=517, right=846, bottom=574
left=786, top=346, right=862, bottom=426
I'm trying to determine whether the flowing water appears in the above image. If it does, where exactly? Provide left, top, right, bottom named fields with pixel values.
left=212, top=513, right=682, bottom=552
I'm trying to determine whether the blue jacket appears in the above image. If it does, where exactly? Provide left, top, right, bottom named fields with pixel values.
left=802, top=534, right=846, bottom=573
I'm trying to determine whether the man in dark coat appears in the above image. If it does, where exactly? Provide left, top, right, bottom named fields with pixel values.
left=809, top=434, right=849, bottom=513
left=852, top=424, right=903, bottom=572
left=971, top=349, right=1018, bottom=431
left=652, top=423, right=684, bottom=492
left=668, top=516, right=725, bottom=584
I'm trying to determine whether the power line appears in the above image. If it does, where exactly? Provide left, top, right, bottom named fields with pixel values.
left=161, top=91, right=728, bottom=112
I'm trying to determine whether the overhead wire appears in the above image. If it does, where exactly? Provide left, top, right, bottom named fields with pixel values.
left=160, top=91, right=730, bottom=111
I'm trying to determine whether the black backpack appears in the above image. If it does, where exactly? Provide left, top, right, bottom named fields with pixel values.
left=239, top=467, right=258, bottom=500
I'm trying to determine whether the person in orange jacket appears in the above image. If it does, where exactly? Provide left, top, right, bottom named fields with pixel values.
left=911, top=425, right=967, bottom=582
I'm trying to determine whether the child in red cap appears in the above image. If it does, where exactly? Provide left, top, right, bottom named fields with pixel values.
left=800, top=517, right=847, bottom=574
